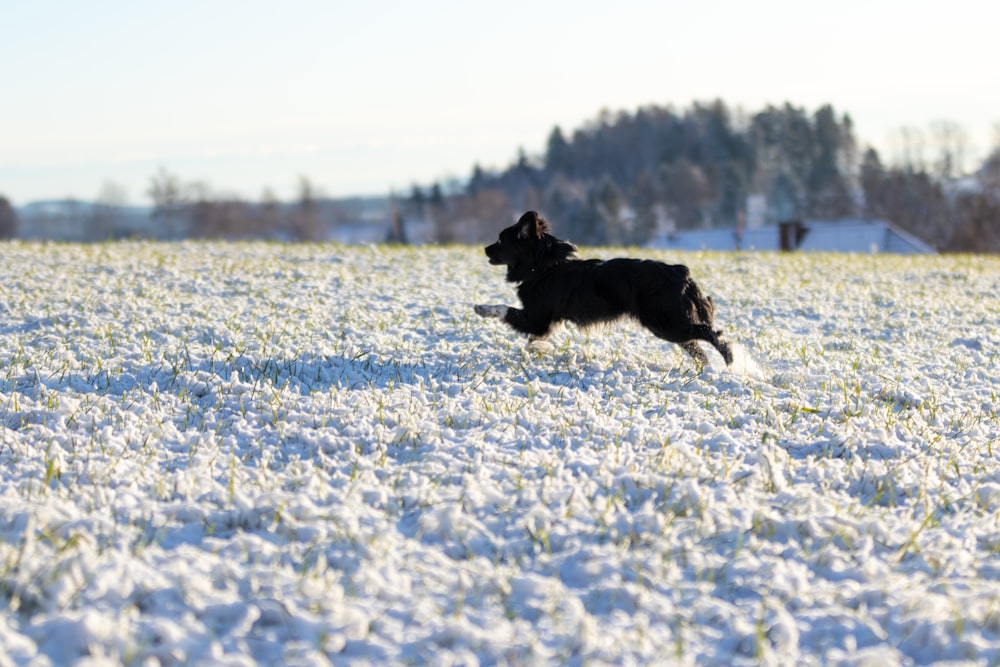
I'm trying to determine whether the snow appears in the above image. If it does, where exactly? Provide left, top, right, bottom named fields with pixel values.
left=0, top=241, right=998, bottom=665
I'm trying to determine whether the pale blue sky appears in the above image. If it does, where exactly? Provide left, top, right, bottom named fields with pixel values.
left=2, top=0, right=998, bottom=205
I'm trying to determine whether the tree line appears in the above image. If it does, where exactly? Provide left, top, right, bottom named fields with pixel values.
left=2, top=100, right=997, bottom=251
left=0, top=171, right=336, bottom=242
left=407, top=101, right=999, bottom=252
left=144, top=168, right=328, bottom=241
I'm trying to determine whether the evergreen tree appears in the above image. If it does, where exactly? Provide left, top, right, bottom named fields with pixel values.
left=545, top=126, right=574, bottom=177
left=978, top=147, right=1000, bottom=194
left=629, top=168, right=662, bottom=245
left=428, top=183, right=445, bottom=209
left=769, top=173, right=801, bottom=222
left=467, top=164, right=487, bottom=196
left=0, top=196, right=17, bottom=239
left=660, top=159, right=709, bottom=230
left=807, top=105, right=855, bottom=218
left=713, top=160, right=747, bottom=226
left=594, top=174, right=626, bottom=244
left=859, top=148, right=886, bottom=219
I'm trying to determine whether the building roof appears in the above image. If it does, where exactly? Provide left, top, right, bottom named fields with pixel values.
left=796, top=220, right=935, bottom=254
left=649, top=220, right=935, bottom=254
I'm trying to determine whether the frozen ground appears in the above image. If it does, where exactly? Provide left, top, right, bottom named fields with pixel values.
left=0, top=241, right=998, bottom=665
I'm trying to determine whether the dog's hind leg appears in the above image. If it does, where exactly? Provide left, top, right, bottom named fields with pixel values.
left=526, top=322, right=562, bottom=353
left=644, top=322, right=711, bottom=370
left=528, top=321, right=562, bottom=343
left=680, top=341, right=709, bottom=368
left=714, top=335, right=734, bottom=366
left=690, top=324, right=734, bottom=366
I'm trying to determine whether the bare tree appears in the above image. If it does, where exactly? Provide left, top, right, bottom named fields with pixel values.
left=147, top=167, right=188, bottom=238
left=433, top=188, right=512, bottom=243
left=949, top=191, right=1000, bottom=252
left=147, top=167, right=182, bottom=211
left=288, top=176, right=324, bottom=241
left=91, top=181, right=128, bottom=239
left=891, top=126, right=927, bottom=172
left=259, top=188, right=282, bottom=233
left=930, top=120, right=970, bottom=179
left=189, top=196, right=255, bottom=239
left=385, top=191, right=408, bottom=244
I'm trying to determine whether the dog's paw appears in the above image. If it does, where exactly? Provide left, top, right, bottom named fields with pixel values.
left=474, top=304, right=507, bottom=319
left=527, top=339, right=554, bottom=355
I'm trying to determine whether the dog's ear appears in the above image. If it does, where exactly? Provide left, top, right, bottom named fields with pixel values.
left=548, top=239, right=578, bottom=262
left=516, top=211, right=550, bottom=240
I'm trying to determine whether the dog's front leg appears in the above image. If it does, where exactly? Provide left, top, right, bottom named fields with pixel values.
left=474, top=304, right=553, bottom=343
left=474, top=304, right=509, bottom=319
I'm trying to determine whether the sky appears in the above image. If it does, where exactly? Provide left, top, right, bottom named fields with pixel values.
left=2, top=0, right=999, bottom=206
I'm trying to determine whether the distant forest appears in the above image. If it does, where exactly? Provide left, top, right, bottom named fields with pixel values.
left=404, top=101, right=999, bottom=252
left=3, top=100, right=998, bottom=251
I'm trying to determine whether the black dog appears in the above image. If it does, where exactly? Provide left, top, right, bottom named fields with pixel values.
left=474, top=211, right=734, bottom=368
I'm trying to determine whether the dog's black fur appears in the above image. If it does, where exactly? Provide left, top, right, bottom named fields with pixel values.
left=474, top=211, right=734, bottom=368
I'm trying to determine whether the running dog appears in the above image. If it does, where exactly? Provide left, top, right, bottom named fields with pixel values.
left=473, top=211, right=734, bottom=368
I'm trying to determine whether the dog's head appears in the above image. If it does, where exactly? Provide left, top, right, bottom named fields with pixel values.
left=484, top=211, right=578, bottom=282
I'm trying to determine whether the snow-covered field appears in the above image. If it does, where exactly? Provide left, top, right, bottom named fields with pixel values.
left=0, top=241, right=997, bottom=666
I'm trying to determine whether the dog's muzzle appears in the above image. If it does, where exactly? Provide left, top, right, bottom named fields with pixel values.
left=484, top=244, right=501, bottom=265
